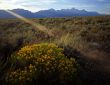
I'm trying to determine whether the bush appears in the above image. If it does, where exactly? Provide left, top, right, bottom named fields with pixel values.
left=6, top=43, right=77, bottom=85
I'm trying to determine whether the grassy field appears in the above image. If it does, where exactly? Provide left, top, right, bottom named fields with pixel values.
left=0, top=15, right=110, bottom=85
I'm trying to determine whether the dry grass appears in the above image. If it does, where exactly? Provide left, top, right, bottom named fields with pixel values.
left=0, top=15, right=110, bottom=85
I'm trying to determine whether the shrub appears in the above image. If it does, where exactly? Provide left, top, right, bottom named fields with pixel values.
left=6, top=43, right=77, bottom=85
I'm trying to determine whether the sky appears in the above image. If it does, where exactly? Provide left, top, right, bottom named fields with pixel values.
left=0, top=0, right=110, bottom=14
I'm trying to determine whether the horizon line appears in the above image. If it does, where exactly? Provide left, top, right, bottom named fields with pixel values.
left=0, top=7, right=104, bottom=14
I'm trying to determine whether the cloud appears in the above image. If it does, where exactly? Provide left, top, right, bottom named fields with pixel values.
left=0, top=0, right=23, bottom=9
left=0, top=0, right=110, bottom=14
left=0, top=0, right=57, bottom=11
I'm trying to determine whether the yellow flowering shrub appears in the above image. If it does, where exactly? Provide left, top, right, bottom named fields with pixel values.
left=6, top=43, right=77, bottom=84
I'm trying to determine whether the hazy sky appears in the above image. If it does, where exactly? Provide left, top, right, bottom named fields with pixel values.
left=0, top=0, right=110, bottom=14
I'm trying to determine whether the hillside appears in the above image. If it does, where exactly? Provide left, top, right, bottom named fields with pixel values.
left=0, top=16, right=110, bottom=85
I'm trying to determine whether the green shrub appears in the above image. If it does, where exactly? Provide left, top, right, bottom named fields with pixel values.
left=6, top=43, right=77, bottom=85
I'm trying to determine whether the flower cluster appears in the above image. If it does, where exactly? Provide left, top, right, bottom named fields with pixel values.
left=6, top=64, right=37, bottom=85
left=6, top=43, right=77, bottom=84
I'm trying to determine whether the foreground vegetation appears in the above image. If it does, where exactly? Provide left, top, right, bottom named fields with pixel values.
left=0, top=15, right=110, bottom=85
left=6, top=43, right=78, bottom=85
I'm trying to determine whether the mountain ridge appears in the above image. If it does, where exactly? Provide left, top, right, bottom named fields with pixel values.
left=0, top=8, right=102, bottom=18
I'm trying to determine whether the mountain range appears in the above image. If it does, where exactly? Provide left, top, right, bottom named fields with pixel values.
left=0, top=8, right=102, bottom=18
